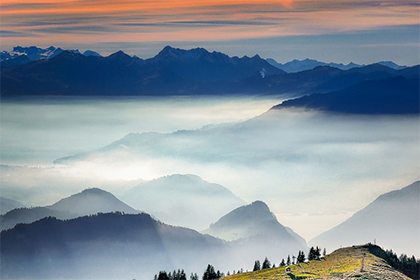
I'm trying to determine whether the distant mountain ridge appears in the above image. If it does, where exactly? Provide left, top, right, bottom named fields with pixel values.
left=0, top=197, right=24, bottom=215
left=266, top=57, right=407, bottom=73
left=2, top=45, right=416, bottom=98
left=274, top=75, right=420, bottom=114
left=49, top=187, right=139, bottom=215
left=0, top=188, right=140, bottom=231
left=122, top=174, right=245, bottom=230
left=310, top=181, right=420, bottom=257
left=0, top=46, right=101, bottom=67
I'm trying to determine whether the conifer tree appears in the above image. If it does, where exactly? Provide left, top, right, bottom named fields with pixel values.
left=280, top=259, right=285, bottom=267
left=262, top=257, right=271, bottom=269
left=297, top=250, right=306, bottom=263
left=202, top=264, right=218, bottom=280
left=157, top=271, right=170, bottom=280
left=253, top=260, right=261, bottom=271
left=287, top=255, right=291, bottom=265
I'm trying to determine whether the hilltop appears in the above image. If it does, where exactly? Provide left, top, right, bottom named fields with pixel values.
left=222, top=244, right=414, bottom=280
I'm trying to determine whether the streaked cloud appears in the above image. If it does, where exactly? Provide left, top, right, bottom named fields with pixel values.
left=0, top=0, right=418, bottom=63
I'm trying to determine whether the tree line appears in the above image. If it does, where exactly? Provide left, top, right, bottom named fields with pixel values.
left=153, top=265, right=224, bottom=280
left=382, top=249, right=419, bottom=280
left=253, top=246, right=327, bottom=271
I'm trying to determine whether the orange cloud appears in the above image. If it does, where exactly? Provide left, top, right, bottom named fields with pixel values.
left=1, top=0, right=418, bottom=52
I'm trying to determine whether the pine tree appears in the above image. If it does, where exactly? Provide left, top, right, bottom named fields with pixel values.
left=280, top=259, right=285, bottom=267
left=203, top=264, right=218, bottom=280
left=190, top=273, right=199, bottom=280
left=315, top=246, right=321, bottom=260
left=323, top=248, right=327, bottom=257
left=158, top=271, right=170, bottom=280
left=253, top=260, right=261, bottom=271
left=179, top=270, right=187, bottom=280
left=297, top=250, right=306, bottom=263
left=287, top=255, right=291, bottom=265
left=308, top=247, right=315, bottom=261
left=262, top=257, right=271, bottom=269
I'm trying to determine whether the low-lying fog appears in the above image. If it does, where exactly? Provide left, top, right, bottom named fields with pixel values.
left=1, top=96, right=419, bottom=240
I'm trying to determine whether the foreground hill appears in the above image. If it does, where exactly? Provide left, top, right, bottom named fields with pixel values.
left=311, top=181, right=420, bottom=257
left=274, top=76, right=420, bottom=114
left=222, top=244, right=414, bottom=280
left=122, top=174, right=245, bottom=230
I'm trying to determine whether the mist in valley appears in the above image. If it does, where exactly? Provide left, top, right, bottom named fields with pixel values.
left=1, top=96, right=419, bottom=278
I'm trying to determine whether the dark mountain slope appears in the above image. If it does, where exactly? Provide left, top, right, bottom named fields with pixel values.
left=0, top=212, right=226, bottom=279
left=310, top=181, right=420, bottom=257
left=275, top=76, right=419, bottom=114
left=0, top=207, right=73, bottom=231
left=0, top=47, right=282, bottom=96
left=146, top=46, right=284, bottom=81
left=239, top=63, right=411, bottom=96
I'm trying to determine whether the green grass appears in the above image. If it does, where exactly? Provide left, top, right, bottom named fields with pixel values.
left=222, top=245, right=412, bottom=280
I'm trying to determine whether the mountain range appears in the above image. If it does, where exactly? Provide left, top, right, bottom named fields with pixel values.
left=266, top=57, right=406, bottom=73
left=1, top=46, right=418, bottom=109
left=310, top=181, right=420, bottom=257
left=0, top=188, right=303, bottom=279
left=1, top=181, right=418, bottom=278
left=0, top=46, right=100, bottom=67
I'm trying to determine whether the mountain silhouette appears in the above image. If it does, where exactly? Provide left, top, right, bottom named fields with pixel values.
left=275, top=76, right=420, bottom=114
left=3, top=46, right=415, bottom=97
left=310, top=181, right=420, bottom=256
left=0, top=188, right=139, bottom=231
left=0, top=212, right=226, bottom=279
left=49, top=187, right=139, bottom=216
left=0, top=196, right=23, bottom=215
left=205, top=201, right=307, bottom=264
left=122, top=174, right=245, bottom=230
left=1, top=46, right=281, bottom=96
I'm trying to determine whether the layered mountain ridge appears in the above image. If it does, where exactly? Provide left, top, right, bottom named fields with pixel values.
left=1, top=46, right=416, bottom=103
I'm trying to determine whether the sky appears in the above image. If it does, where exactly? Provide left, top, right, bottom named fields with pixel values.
left=1, top=0, right=419, bottom=65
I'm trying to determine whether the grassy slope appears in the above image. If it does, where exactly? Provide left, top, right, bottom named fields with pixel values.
left=223, top=245, right=412, bottom=280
